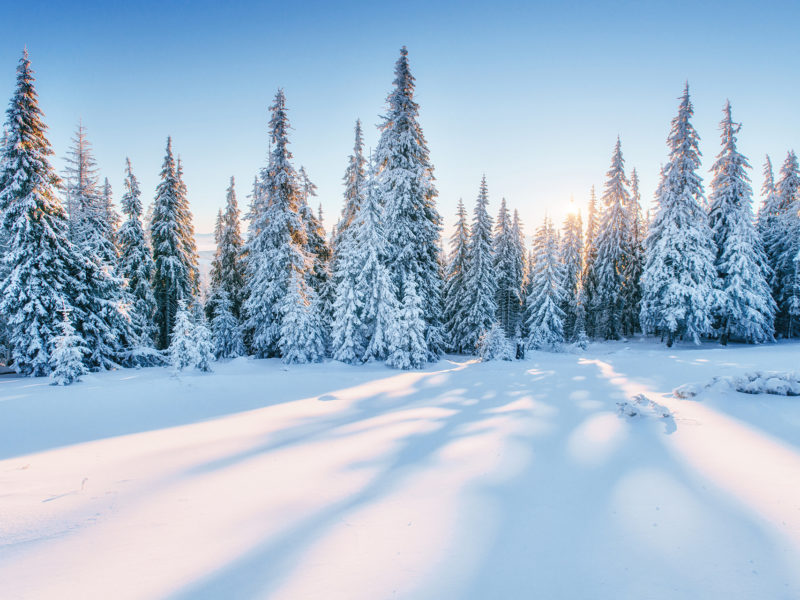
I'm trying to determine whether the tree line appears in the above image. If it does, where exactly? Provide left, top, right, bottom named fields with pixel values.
left=0, top=49, right=798, bottom=384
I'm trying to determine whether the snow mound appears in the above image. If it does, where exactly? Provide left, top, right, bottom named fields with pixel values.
left=674, top=371, right=800, bottom=398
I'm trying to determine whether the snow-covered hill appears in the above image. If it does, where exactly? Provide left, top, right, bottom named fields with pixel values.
left=1, top=341, right=799, bottom=599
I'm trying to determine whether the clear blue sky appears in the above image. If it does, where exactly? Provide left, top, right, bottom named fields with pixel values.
left=2, top=0, right=798, bottom=236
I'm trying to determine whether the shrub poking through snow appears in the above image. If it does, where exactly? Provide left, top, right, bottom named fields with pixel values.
left=477, top=324, right=514, bottom=361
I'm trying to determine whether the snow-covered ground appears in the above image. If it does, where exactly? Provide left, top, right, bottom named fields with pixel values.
left=2, top=341, right=800, bottom=599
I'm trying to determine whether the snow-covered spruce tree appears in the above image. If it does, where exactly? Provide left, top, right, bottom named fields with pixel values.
left=593, top=138, right=633, bottom=340
left=708, top=102, right=775, bottom=344
left=511, top=210, right=528, bottom=346
left=376, top=47, right=444, bottom=360
left=459, top=176, right=497, bottom=353
left=333, top=119, right=367, bottom=252
left=118, top=158, right=157, bottom=346
left=242, top=90, right=324, bottom=361
left=581, top=185, right=600, bottom=337
left=443, top=198, right=470, bottom=352
left=494, top=197, right=525, bottom=339
left=209, top=176, right=245, bottom=319
left=191, top=314, right=215, bottom=372
left=640, top=84, right=718, bottom=347
left=477, top=323, right=514, bottom=361
left=175, top=158, right=200, bottom=298
left=63, top=123, right=118, bottom=265
left=767, top=151, right=800, bottom=337
left=298, top=166, right=333, bottom=348
left=169, top=303, right=196, bottom=372
left=623, top=168, right=645, bottom=335
left=0, top=51, right=83, bottom=375
left=211, top=289, right=245, bottom=359
left=49, top=309, right=87, bottom=385
left=560, top=209, right=583, bottom=341
left=150, top=138, right=196, bottom=349
left=357, top=164, right=400, bottom=362
left=330, top=237, right=367, bottom=363
left=101, top=177, right=120, bottom=254
left=525, top=217, right=566, bottom=352
left=756, top=155, right=779, bottom=249
left=386, top=275, right=428, bottom=369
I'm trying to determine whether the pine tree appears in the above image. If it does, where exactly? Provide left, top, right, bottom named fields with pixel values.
left=511, top=209, right=528, bottom=345
left=525, top=217, right=566, bottom=351
left=386, top=275, right=428, bottom=369
left=0, top=51, right=85, bottom=375
left=150, top=138, right=196, bottom=348
left=376, top=47, right=444, bottom=359
left=593, top=138, right=632, bottom=340
left=477, top=323, right=514, bottom=361
left=101, top=177, right=120, bottom=255
left=209, top=176, right=245, bottom=319
left=169, top=303, right=196, bottom=372
left=211, top=289, right=245, bottom=358
left=242, top=90, right=323, bottom=360
left=757, top=155, right=779, bottom=245
left=459, top=176, right=497, bottom=352
left=640, top=84, right=718, bottom=346
left=334, top=119, right=367, bottom=249
left=560, top=209, right=584, bottom=341
left=191, top=315, right=215, bottom=372
left=581, top=185, right=600, bottom=337
left=63, top=123, right=118, bottom=265
left=175, top=158, right=200, bottom=297
left=357, top=165, right=400, bottom=362
left=49, top=309, right=87, bottom=386
left=494, top=197, right=525, bottom=338
left=767, top=151, right=800, bottom=337
left=118, top=158, right=157, bottom=346
left=622, top=168, right=645, bottom=335
left=708, top=102, right=775, bottom=344
left=443, top=198, right=470, bottom=351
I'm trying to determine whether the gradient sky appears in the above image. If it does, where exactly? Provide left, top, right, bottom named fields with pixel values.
left=2, top=0, right=799, bottom=237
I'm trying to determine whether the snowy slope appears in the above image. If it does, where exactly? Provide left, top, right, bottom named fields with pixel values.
left=1, top=342, right=800, bottom=599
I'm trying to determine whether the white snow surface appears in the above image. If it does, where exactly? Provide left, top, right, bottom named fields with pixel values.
left=2, top=341, right=800, bottom=599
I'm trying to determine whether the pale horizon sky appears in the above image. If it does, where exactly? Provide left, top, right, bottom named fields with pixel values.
left=2, top=1, right=799, bottom=238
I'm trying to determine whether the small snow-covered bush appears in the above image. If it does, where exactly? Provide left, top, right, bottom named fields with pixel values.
left=477, top=324, right=514, bottom=361
left=49, top=311, right=87, bottom=386
left=169, top=304, right=215, bottom=373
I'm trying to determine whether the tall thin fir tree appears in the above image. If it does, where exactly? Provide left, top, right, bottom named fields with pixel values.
left=386, top=275, right=428, bottom=369
left=459, top=176, right=498, bottom=353
left=298, top=166, right=333, bottom=348
left=443, top=198, right=470, bottom=352
left=494, top=197, right=525, bottom=338
left=0, top=51, right=82, bottom=375
left=63, top=123, right=116, bottom=265
left=209, top=176, right=245, bottom=319
left=356, top=162, right=400, bottom=362
left=333, top=119, right=367, bottom=251
left=593, top=138, right=632, bottom=340
left=118, top=158, right=157, bottom=346
left=707, top=101, right=775, bottom=344
left=376, top=47, right=444, bottom=360
left=101, top=177, right=120, bottom=255
left=175, top=157, right=200, bottom=298
left=767, top=151, right=800, bottom=337
left=581, top=185, right=600, bottom=337
left=640, top=84, right=718, bottom=346
left=560, top=208, right=584, bottom=341
left=150, top=138, right=196, bottom=348
left=525, top=217, right=567, bottom=352
left=512, top=209, right=528, bottom=342
left=756, top=155, right=779, bottom=246
left=242, top=90, right=324, bottom=361
left=624, top=168, right=645, bottom=334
